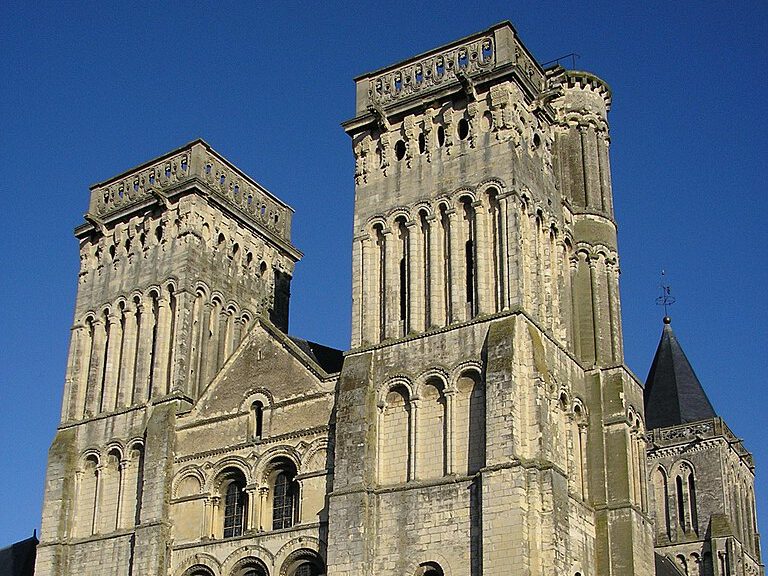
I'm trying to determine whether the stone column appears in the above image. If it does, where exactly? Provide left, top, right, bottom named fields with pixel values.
left=205, top=302, right=221, bottom=384
left=85, top=317, right=107, bottom=416
left=258, top=487, right=269, bottom=531
left=201, top=497, right=211, bottom=539
left=588, top=256, right=605, bottom=365
left=197, top=301, right=214, bottom=393
left=409, top=398, right=420, bottom=481
left=569, top=256, right=582, bottom=359
left=102, top=311, right=123, bottom=412
left=115, top=460, right=127, bottom=530
left=447, top=209, right=465, bottom=324
left=92, top=464, right=104, bottom=535
left=119, top=303, right=138, bottom=406
left=215, top=308, right=227, bottom=372
left=499, top=194, right=513, bottom=309
left=579, top=125, right=597, bottom=210
left=407, top=220, right=425, bottom=333
left=383, top=228, right=400, bottom=339
left=245, top=485, right=258, bottom=531
left=134, top=299, right=155, bottom=404
left=64, top=324, right=87, bottom=422
left=473, top=199, right=491, bottom=315
left=209, top=496, right=220, bottom=538
left=606, top=259, right=623, bottom=363
left=597, top=130, right=613, bottom=217
left=152, top=295, right=172, bottom=397
left=428, top=215, right=446, bottom=328
left=444, top=389, right=456, bottom=475
left=351, top=234, right=364, bottom=347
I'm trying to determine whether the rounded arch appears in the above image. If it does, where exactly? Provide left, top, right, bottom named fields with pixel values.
left=477, top=177, right=507, bottom=195
left=80, top=449, right=101, bottom=468
left=277, top=544, right=325, bottom=576
left=207, top=458, right=252, bottom=492
left=175, top=553, right=222, bottom=576
left=572, top=397, right=588, bottom=423
left=413, top=368, right=449, bottom=397
left=209, top=291, right=225, bottom=307
left=449, top=361, right=483, bottom=390
left=386, top=206, right=413, bottom=227
left=412, top=201, right=434, bottom=218
left=300, top=438, right=330, bottom=474
left=221, top=546, right=274, bottom=576
left=104, top=443, right=124, bottom=463
left=253, top=447, right=302, bottom=485
left=404, top=553, right=453, bottom=576
left=364, top=216, right=388, bottom=237
left=377, top=377, right=414, bottom=407
left=173, top=466, right=206, bottom=498
left=452, top=186, right=477, bottom=205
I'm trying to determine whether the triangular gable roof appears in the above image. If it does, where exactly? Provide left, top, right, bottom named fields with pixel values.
left=0, top=536, right=37, bottom=576
left=644, top=318, right=717, bottom=430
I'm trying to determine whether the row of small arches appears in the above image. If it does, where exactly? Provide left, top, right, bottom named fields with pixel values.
left=73, top=440, right=145, bottom=539
left=180, top=546, right=324, bottom=576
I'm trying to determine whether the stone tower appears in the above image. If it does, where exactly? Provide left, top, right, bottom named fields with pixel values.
left=328, top=21, right=653, bottom=576
left=36, top=140, right=302, bottom=574
left=645, top=317, right=764, bottom=576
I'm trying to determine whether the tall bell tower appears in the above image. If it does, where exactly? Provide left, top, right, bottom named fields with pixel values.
left=328, top=21, right=654, bottom=576
left=36, top=140, right=301, bottom=575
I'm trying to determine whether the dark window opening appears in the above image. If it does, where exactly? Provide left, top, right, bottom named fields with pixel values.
left=418, top=132, right=426, bottom=155
left=688, top=474, right=698, bottom=533
left=676, top=475, right=686, bottom=529
left=400, top=257, right=407, bottom=323
left=457, top=118, right=469, bottom=140
left=437, top=126, right=445, bottom=147
left=394, top=140, right=406, bottom=161
left=223, top=481, right=246, bottom=538
left=294, top=563, right=319, bottom=576
left=252, top=401, right=264, bottom=438
left=532, top=132, right=541, bottom=149
left=273, top=471, right=297, bottom=530
left=465, top=239, right=475, bottom=313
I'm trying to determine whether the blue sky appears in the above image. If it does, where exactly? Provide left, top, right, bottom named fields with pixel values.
left=1, top=0, right=766, bottom=550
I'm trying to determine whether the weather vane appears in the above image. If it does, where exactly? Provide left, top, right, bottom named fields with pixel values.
left=655, top=270, right=676, bottom=322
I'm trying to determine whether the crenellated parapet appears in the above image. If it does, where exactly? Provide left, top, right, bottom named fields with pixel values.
left=86, top=139, right=293, bottom=243
left=353, top=21, right=546, bottom=117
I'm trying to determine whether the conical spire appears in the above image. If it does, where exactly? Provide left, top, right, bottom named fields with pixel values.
left=643, top=317, right=717, bottom=430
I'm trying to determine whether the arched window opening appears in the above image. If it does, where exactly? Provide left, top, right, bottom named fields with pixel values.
left=455, top=371, right=485, bottom=475
left=397, top=217, right=410, bottom=335
left=251, top=401, right=264, bottom=439
left=270, top=460, right=299, bottom=530
left=462, top=198, right=477, bottom=318
left=653, top=467, right=671, bottom=540
left=676, top=475, right=686, bottom=531
left=439, top=205, right=451, bottom=323
left=394, top=140, right=406, bottom=161
left=419, top=378, right=446, bottom=478
left=457, top=117, right=469, bottom=140
left=233, top=558, right=270, bottom=576
left=184, top=567, right=215, bottom=576
left=437, top=125, right=446, bottom=147
left=417, top=561, right=444, bottom=576
left=282, top=550, right=324, bottom=576
left=419, top=211, right=431, bottom=327
left=374, top=223, right=387, bottom=341
left=223, top=479, right=247, bottom=538
left=688, top=472, right=698, bottom=534
left=418, top=132, right=426, bottom=155
left=379, top=385, right=411, bottom=484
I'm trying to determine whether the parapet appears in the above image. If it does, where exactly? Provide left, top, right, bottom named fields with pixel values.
left=83, top=139, right=294, bottom=242
left=350, top=21, right=546, bottom=119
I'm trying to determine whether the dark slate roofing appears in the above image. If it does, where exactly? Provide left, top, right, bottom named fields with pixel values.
left=655, top=552, right=685, bottom=576
left=644, top=317, right=717, bottom=430
left=0, top=536, right=37, bottom=576
left=288, top=337, right=344, bottom=374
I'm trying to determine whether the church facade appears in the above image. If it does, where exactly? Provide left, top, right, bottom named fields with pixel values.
left=35, top=22, right=763, bottom=576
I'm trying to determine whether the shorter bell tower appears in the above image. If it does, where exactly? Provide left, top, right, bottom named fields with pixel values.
left=645, top=316, right=764, bottom=576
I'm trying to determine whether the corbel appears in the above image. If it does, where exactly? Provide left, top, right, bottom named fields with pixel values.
left=456, top=70, right=478, bottom=102
left=367, top=101, right=391, bottom=132
left=150, top=188, right=172, bottom=210
left=84, top=212, right=108, bottom=236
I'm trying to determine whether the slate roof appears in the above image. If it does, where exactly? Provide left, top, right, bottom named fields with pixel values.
left=0, top=536, right=37, bottom=576
left=288, top=337, right=344, bottom=374
left=655, top=552, right=685, bottom=576
left=644, top=317, right=717, bottom=430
